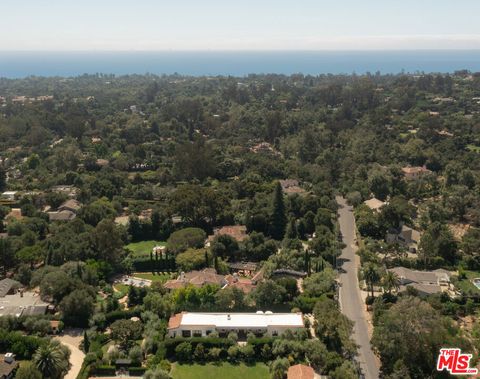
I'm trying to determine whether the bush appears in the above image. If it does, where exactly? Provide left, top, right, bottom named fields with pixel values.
left=163, top=337, right=234, bottom=358
left=365, top=295, right=375, bottom=306
left=175, top=342, right=192, bottom=362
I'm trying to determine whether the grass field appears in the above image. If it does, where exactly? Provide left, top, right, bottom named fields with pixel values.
left=132, top=272, right=173, bottom=282
left=171, top=363, right=269, bottom=379
left=126, top=240, right=166, bottom=257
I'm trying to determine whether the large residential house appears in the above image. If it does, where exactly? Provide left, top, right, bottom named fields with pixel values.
left=48, top=199, right=82, bottom=222
left=206, top=225, right=248, bottom=246
left=0, top=279, right=49, bottom=317
left=388, top=267, right=451, bottom=296
left=401, top=166, right=432, bottom=180
left=386, top=224, right=421, bottom=253
left=167, top=311, right=304, bottom=338
left=164, top=268, right=227, bottom=290
left=164, top=268, right=257, bottom=293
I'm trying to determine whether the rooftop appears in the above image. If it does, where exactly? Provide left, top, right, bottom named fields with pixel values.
left=0, top=354, right=18, bottom=378
left=287, top=364, right=315, bottom=379
left=169, top=312, right=304, bottom=329
left=364, top=197, right=385, bottom=211
left=207, top=225, right=248, bottom=242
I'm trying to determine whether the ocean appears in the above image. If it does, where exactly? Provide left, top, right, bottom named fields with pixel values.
left=1, top=50, right=480, bottom=78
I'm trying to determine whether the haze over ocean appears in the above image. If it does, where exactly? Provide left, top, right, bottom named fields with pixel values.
left=1, top=50, right=480, bottom=78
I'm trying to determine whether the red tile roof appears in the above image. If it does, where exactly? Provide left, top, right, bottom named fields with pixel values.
left=287, top=364, right=315, bottom=379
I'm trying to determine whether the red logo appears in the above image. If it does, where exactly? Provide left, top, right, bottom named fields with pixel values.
left=437, top=348, right=478, bottom=375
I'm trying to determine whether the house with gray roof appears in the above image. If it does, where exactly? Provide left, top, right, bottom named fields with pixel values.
left=388, top=267, right=451, bottom=296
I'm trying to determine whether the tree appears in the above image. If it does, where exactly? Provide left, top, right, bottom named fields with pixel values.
left=60, top=289, right=95, bottom=327
left=0, top=166, right=6, bottom=192
left=129, top=345, right=143, bottom=366
left=372, top=297, right=461, bottom=378
left=363, top=263, right=381, bottom=298
left=419, top=222, right=457, bottom=267
left=175, top=248, right=208, bottom=271
left=382, top=271, right=400, bottom=295
left=110, top=319, right=143, bottom=351
left=251, top=280, right=286, bottom=309
left=83, top=330, right=90, bottom=353
left=33, top=340, right=70, bottom=379
left=330, top=361, right=358, bottom=379
left=0, top=238, right=15, bottom=275
left=14, top=361, right=43, bottom=379
left=214, top=286, right=245, bottom=310
left=303, top=268, right=337, bottom=297
left=40, top=271, right=76, bottom=304
left=167, top=227, right=206, bottom=254
left=270, top=182, right=286, bottom=240
left=313, top=298, right=355, bottom=355
left=270, top=357, right=290, bottom=379
left=91, top=219, right=126, bottom=266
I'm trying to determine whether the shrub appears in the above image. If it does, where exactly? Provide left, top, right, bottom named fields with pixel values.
left=167, top=228, right=206, bottom=254
left=175, top=342, right=192, bottom=362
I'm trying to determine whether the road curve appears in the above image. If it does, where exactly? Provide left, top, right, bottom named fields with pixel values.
left=336, top=196, right=380, bottom=379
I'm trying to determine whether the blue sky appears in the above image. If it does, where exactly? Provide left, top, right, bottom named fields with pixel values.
left=2, top=0, right=480, bottom=50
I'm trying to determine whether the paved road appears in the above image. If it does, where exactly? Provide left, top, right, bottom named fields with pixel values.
left=336, top=196, right=380, bottom=379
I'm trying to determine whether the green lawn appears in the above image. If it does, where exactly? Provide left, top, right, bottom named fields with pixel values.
left=126, top=240, right=166, bottom=257
left=456, top=270, right=480, bottom=294
left=132, top=272, right=173, bottom=282
left=467, top=144, right=480, bottom=153
left=113, top=283, right=129, bottom=296
left=171, top=363, right=269, bottom=379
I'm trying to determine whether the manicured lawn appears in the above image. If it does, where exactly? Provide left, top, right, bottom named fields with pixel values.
left=171, top=363, right=269, bottom=379
left=132, top=272, right=173, bottom=282
left=126, top=240, right=166, bottom=257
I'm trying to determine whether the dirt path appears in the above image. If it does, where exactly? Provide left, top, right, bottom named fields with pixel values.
left=54, top=328, right=85, bottom=379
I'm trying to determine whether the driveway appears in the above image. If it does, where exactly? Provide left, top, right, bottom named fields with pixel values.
left=336, top=196, right=380, bottom=379
left=55, top=328, right=85, bottom=379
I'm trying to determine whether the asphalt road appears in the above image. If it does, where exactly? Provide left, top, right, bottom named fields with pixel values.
left=336, top=196, right=380, bottom=379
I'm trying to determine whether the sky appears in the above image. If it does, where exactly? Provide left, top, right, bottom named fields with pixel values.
left=2, top=0, right=480, bottom=51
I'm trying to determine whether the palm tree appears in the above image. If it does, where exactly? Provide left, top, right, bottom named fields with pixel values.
left=363, top=263, right=380, bottom=298
left=33, top=340, right=70, bottom=379
left=382, top=271, right=400, bottom=295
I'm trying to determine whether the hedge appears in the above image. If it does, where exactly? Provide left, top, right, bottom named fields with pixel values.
left=163, top=337, right=234, bottom=357
left=131, top=256, right=176, bottom=272
left=92, top=365, right=116, bottom=376
left=129, top=367, right=146, bottom=376
left=247, top=337, right=275, bottom=355
left=104, top=308, right=142, bottom=324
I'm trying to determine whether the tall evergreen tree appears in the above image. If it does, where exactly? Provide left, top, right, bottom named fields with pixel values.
left=0, top=166, right=6, bottom=192
left=270, top=182, right=287, bottom=240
